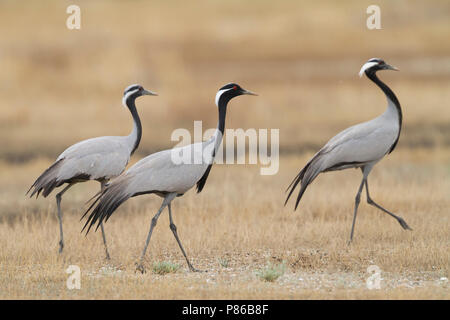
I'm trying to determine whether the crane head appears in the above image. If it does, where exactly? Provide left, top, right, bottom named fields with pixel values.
left=122, top=84, right=157, bottom=108
left=359, top=58, right=399, bottom=77
left=123, top=84, right=157, bottom=97
left=215, top=83, right=257, bottom=107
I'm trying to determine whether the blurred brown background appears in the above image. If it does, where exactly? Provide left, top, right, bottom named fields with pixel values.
left=0, top=0, right=449, bottom=299
left=1, top=0, right=449, bottom=161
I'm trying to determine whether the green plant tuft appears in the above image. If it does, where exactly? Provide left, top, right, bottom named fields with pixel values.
left=152, top=261, right=181, bottom=275
left=256, top=262, right=286, bottom=282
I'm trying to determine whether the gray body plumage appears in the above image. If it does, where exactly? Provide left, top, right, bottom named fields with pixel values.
left=286, top=99, right=400, bottom=209
left=83, top=136, right=218, bottom=228
left=27, top=83, right=153, bottom=199
left=82, top=83, right=256, bottom=273
left=28, top=135, right=136, bottom=198
left=27, top=84, right=156, bottom=256
left=286, top=58, right=411, bottom=241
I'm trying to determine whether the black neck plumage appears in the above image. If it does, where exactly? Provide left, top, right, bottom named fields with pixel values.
left=125, top=95, right=142, bottom=156
left=196, top=97, right=229, bottom=193
left=217, top=100, right=228, bottom=136
left=367, top=71, right=403, bottom=153
left=367, top=71, right=400, bottom=108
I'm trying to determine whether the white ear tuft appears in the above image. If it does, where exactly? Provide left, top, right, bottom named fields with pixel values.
left=215, top=88, right=231, bottom=107
left=122, top=88, right=140, bottom=108
left=359, top=61, right=378, bottom=77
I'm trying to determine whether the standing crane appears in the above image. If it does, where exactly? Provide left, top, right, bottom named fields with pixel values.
left=285, top=58, right=412, bottom=242
left=82, top=83, right=256, bottom=273
left=27, top=84, right=157, bottom=258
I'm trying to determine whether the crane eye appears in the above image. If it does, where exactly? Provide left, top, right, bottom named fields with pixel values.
left=233, top=85, right=237, bottom=90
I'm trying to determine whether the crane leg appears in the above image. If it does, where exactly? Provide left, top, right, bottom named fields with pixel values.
left=348, top=166, right=375, bottom=244
left=364, top=180, right=412, bottom=231
left=99, top=223, right=110, bottom=260
left=348, top=178, right=365, bottom=244
left=99, top=181, right=111, bottom=260
left=55, top=183, right=74, bottom=253
left=168, top=203, right=202, bottom=272
left=135, top=194, right=175, bottom=274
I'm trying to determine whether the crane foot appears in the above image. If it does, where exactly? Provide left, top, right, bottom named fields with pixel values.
left=135, top=263, right=146, bottom=274
left=398, top=218, right=413, bottom=231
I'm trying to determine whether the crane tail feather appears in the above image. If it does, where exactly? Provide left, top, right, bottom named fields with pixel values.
left=27, top=159, right=64, bottom=199
left=285, top=150, right=326, bottom=210
left=85, top=190, right=102, bottom=205
left=284, top=168, right=305, bottom=206
left=82, top=178, right=132, bottom=234
left=196, top=164, right=213, bottom=193
left=294, top=184, right=309, bottom=210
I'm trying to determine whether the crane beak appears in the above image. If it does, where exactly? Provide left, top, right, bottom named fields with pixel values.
left=385, top=64, right=399, bottom=71
left=142, top=89, right=158, bottom=96
left=241, top=89, right=258, bottom=96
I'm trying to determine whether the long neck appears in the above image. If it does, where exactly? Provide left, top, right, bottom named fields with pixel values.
left=368, top=71, right=399, bottom=106
left=125, top=96, right=142, bottom=155
left=217, top=100, right=227, bottom=135
left=195, top=97, right=228, bottom=192
left=367, top=71, right=402, bottom=153
left=211, top=99, right=228, bottom=155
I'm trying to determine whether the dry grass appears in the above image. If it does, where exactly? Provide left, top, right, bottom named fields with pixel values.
left=0, top=150, right=449, bottom=299
left=0, top=0, right=449, bottom=299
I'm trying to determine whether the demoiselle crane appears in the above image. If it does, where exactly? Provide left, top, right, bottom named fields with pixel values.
left=285, top=58, right=412, bottom=242
left=82, top=83, right=257, bottom=273
left=27, top=84, right=157, bottom=257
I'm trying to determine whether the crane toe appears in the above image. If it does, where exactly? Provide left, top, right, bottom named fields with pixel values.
left=189, top=266, right=206, bottom=273
left=58, top=241, right=64, bottom=253
left=398, top=218, right=413, bottom=231
left=135, top=263, right=146, bottom=274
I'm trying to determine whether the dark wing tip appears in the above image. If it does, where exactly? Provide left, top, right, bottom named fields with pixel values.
left=284, top=170, right=304, bottom=207
left=25, top=184, right=34, bottom=197
left=196, top=164, right=213, bottom=194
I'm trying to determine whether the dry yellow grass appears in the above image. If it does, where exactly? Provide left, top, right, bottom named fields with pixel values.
left=0, top=0, right=449, bottom=299
left=0, top=149, right=449, bottom=299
